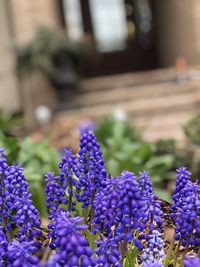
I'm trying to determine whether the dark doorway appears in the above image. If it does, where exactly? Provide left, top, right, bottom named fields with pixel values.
left=61, top=0, right=158, bottom=77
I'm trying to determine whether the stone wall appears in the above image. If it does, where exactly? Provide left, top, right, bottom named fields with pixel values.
left=10, top=0, right=62, bottom=45
left=0, top=0, right=20, bottom=114
left=155, top=0, right=200, bottom=67
left=0, top=0, right=62, bottom=117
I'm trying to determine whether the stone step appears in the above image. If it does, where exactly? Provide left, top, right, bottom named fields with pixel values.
left=62, top=82, right=200, bottom=119
left=56, top=69, right=200, bottom=143
left=133, top=109, right=196, bottom=142
left=80, top=67, right=200, bottom=92
left=80, top=68, right=179, bottom=92
left=70, top=80, right=200, bottom=109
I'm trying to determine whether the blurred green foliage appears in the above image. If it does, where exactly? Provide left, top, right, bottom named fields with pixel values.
left=18, top=138, right=60, bottom=216
left=16, top=26, right=91, bottom=79
left=95, top=118, right=180, bottom=202
left=0, top=112, right=21, bottom=164
left=183, top=113, right=200, bottom=144
left=0, top=132, right=20, bottom=164
left=0, top=111, right=21, bottom=135
left=0, top=112, right=60, bottom=216
left=182, top=113, right=200, bottom=178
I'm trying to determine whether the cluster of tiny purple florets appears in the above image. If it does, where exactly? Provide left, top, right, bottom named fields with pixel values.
left=0, top=130, right=200, bottom=266
left=0, top=148, right=41, bottom=266
left=45, top=147, right=79, bottom=219
left=141, top=230, right=165, bottom=266
left=93, top=171, right=149, bottom=250
left=138, top=171, right=164, bottom=232
left=95, top=237, right=122, bottom=267
left=47, top=211, right=96, bottom=267
left=77, top=130, right=108, bottom=208
left=170, top=167, right=200, bottom=246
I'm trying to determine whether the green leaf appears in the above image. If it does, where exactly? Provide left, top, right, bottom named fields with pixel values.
left=107, top=159, right=120, bottom=177
left=29, top=181, right=47, bottom=217
left=84, top=230, right=98, bottom=250
left=154, top=188, right=172, bottom=203
left=146, top=154, right=174, bottom=169
left=135, top=143, right=154, bottom=161
left=125, top=246, right=139, bottom=267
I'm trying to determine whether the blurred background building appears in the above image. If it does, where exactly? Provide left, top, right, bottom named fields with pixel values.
left=1, top=0, right=200, bottom=140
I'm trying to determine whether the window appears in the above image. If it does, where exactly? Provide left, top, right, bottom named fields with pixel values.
left=89, top=0, right=128, bottom=52
left=63, top=0, right=84, bottom=40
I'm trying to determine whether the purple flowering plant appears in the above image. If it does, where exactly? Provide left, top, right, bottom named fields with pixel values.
left=0, top=131, right=200, bottom=266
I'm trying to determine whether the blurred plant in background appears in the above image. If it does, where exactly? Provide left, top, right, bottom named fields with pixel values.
left=183, top=113, right=200, bottom=179
left=0, top=112, right=60, bottom=216
left=0, top=111, right=21, bottom=163
left=18, top=138, right=60, bottom=216
left=16, top=26, right=91, bottom=77
left=183, top=113, right=200, bottom=145
left=16, top=26, right=92, bottom=95
left=95, top=118, right=191, bottom=202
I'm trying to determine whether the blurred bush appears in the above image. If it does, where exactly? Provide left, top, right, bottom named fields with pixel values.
left=183, top=113, right=200, bottom=178
left=183, top=113, right=200, bottom=144
left=18, top=138, right=60, bottom=216
left=16, top=27, right=92, bottom=84
left=0, top=112, right=21, bottom=163
left=95, top=118, right=185, bottom=202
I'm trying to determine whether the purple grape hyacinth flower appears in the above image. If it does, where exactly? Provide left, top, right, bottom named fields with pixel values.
left=93, top=171, right=149, bottom=249
left=184, top=254, right=200, bottom=267
left=58, top=147, right=80, bottom=211
left=138, top=171, right=154, bottom=196
left=171, top=167, right=200, bottom=246
left=0, top=227, right=8, bottom=266
left=0, top=149, right=41, bottom=242
left=0, top=148, right=11, bottom=229
left=141, top=230, right=165, bottom=266
left=47, top=210, right=96, bottom=266
left=46, top=148, right=79, bottom=218
left=138, top=171, right=164, bottom=231
left=95, top=237, right=122, bottom=267
left=45, top=172, right=65, bottom=219
left=7, top=164, right=41, bottom=241
left=7, top=239, right=40, bottom=267
left=171, top=167, right=192, bottom=208
left=77, top=130, right=108, bottom=208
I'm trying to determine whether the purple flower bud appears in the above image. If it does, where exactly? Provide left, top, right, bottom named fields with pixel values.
left=184, top=254, right=200, bottom=267
left=171, top=168, right=200, bottom=246
left=7, top=239, right=40, bottom=267
left=96, top=237, right=122, bottom=267
left=141, top=230, right=165, bottom=266
left=47, top=210, right=96, bottom=266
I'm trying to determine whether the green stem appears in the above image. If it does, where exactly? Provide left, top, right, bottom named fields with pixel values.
left=164, top=239, right=175, bottom=267
left=83, top=206, right=90, bottom=224
left=174, top=241, right=181, bottom=267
